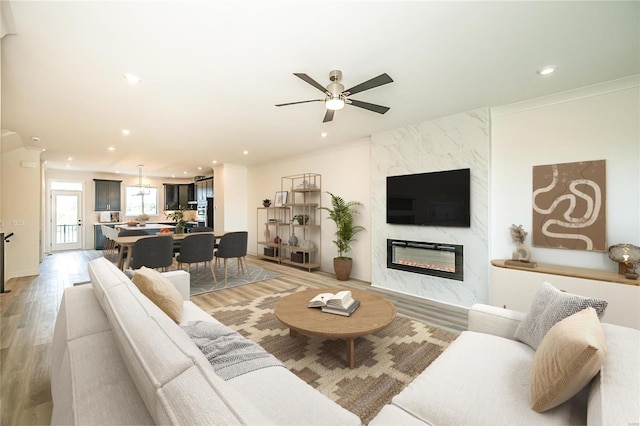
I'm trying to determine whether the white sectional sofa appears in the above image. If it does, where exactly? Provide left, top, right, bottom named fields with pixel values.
left=50, top=257, right=361, bottom=425
left=370, top=303, right=640, bottom=425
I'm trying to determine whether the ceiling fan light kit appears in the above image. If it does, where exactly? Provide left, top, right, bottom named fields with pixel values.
left=326, top=96, right=345, bottom=111
left=276, top=69, right=393, bottom=122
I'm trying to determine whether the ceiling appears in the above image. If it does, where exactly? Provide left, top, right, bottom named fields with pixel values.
left=2, top=1, right=638, bottom=178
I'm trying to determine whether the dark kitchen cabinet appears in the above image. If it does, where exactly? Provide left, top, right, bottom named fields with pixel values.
left=164, top=183, right=194, bottom=210
left=94, top=179, right=122, bottom=211
left=195, top=177, right=213, bottom=201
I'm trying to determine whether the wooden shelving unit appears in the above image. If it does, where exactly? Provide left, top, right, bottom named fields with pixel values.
left=256, top=207, right=289, bottom=262
left=256, top=173, right=321, bottom=272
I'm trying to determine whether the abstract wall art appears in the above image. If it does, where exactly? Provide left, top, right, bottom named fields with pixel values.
left=532, top=159, right=606, bottom=252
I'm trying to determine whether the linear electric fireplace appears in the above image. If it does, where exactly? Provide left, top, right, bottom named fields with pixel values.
left=387, top=239, right=463, bottom=281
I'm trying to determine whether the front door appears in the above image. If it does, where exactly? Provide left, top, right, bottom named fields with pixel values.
left=51, top=190, right=82, bottom=251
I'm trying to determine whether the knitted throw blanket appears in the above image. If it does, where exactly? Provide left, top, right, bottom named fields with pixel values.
left=182, top=320, right=284, bottom=380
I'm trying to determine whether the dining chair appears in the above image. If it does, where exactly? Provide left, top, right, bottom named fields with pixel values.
left=176, top=233, right=217, bottom=283
left=214, top=231, right=249, bottom=284
left=117, top=229, right=148, bottom=261
left=129, top=235, right=174, bottom=270
left=101, top=225, right=116, bottom=260
left=189, top=226, right=213, bottom=233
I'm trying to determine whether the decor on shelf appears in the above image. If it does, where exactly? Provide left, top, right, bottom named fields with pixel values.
left=273, top=235, right=282, bottom=244
left=166, top=208, right=187, bottom=234
left=319, top=192, right=365, bottom=281
left=608, top=243, right=640, bottom=279
left=263, top=199, right=271, bottom=208
left=509, top=224, right=532, bottom=263
left=263, top=224, right=271, bottom=241
left=532, top=160, right=606, bottom=252
left=288, top=233, right=298, bottom=247
left=293, top=214, right=309, bottom=225
left=274, top=191, right=288, bottom=207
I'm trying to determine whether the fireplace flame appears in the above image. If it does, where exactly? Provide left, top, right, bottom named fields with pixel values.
left=395, top=259, right=455, bottom=273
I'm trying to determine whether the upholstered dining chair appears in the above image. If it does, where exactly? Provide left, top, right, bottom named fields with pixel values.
left=214, top=231, right=249, bottom=284
left=189, top=226, right=213, bottom=233
left=129, top=235, right=174, bottom=270
left=117, top=229, right=148, bottom=261
left=176, top=233, right=217, bottom=283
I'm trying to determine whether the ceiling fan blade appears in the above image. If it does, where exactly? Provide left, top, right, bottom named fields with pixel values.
left=322, top=109, right=335, bottom=123
left=348, top=99, right=390, bottom=114
left=294, top=73, right=329, bottom=94
left=345, top=73, right=393, bottom=95
left=275, top=99, right=324, bottom=107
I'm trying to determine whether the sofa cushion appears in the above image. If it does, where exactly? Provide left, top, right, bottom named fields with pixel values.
left=51, top=330, right=154, bottom=425
left=515, top=282, right=607, bottom=349
left=132, top=266, right=183, bottom=322
left=388, top=331, right=586, bottom=425
left=530, top=307, right=606, bottom=412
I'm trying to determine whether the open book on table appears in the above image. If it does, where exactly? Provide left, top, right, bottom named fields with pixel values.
left=308, top=290, right=355, bottom=309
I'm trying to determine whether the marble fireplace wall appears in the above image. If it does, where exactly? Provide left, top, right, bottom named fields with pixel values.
left=370, top=108, right=490, bottom=307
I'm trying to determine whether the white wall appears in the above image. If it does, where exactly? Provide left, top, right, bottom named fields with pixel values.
left=491, top=76, right=640, bottom=271
left=370, top=109, right=490, bottom=307
left=212, top=163, right=248, bottom=232
left=1, top=147, right=41, bottom=279
left=247, top=138, right=371, bottom=281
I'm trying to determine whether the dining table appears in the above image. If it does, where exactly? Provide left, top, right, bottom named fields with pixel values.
left=112, top=231, right=224, bottom=270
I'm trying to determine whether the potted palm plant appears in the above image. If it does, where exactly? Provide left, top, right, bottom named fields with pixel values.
left=319, top=192, right=365, bottom=281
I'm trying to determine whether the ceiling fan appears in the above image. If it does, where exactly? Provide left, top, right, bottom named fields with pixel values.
left=276, top=70, right=393, bottom=123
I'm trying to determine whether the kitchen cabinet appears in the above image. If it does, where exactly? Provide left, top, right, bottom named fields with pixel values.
left=164, top=183, right=194, bottom=210
left=195, top=177, right=214, bottom=201
left=94, top=179, right=122, bottom=211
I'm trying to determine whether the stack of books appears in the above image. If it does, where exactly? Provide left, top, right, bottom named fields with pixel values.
left=308, top=290, right=361, bottom=316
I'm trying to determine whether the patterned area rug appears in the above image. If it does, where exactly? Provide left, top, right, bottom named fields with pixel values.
left=180, top=260, right=281, bottom=296
left=207, top=286, right=459, bottom=424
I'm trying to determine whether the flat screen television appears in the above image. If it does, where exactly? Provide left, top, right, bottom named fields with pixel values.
left=386, top=168, right=470, bottom=227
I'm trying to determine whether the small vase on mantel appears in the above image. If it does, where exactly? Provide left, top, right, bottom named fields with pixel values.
left=263, top=224, right=271, bottom=242
left=512, top=243, right=532, bottom=262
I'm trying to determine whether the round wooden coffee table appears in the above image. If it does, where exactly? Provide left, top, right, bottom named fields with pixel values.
left=274, top=288, right=397, bottom=369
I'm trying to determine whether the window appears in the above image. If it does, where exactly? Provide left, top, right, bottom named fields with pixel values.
left=125, top=186, right=158, bottom=216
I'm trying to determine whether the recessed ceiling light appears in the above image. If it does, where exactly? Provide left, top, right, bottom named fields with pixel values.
left=536, top=65, right=556, bottom=76
left=31, top=136, right=40, bottom=142
left=212, top=160, right=218, bottom=164
left=243, top=150, right=249, bottom=155
left=320, top=132, right=328, bottom=138
left=121, top=129, right=130, bottom=136
left=65, top=164, right=71, bottom=168
left=115, top=171, right=120, bottom=174
left=171, top=175, right=176, bottom=178
left=198, top=166, right=202, bottom=170
left=41, top=148, right=46, bottom=152
left=66, top=156, right=73, bottom=161
left=183, top=171, right=188, bottom=175
left=122, top=73, right=141, bottom=84
left=108, top=146, right=115, bottom=151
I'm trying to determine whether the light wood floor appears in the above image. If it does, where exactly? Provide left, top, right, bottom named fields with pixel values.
left=0, top=250, right=468, bottom=425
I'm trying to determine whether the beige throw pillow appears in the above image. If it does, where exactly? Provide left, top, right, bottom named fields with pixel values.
left=132, top=266, right=183, bottom=323
left=530, top=307, right=606, bottom=412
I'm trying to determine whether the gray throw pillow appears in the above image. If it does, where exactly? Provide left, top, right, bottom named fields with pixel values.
left=514, top=282, right=608, bottom=350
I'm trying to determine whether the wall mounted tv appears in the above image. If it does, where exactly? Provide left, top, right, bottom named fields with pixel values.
left=386, top=168, right=470, bottom=227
